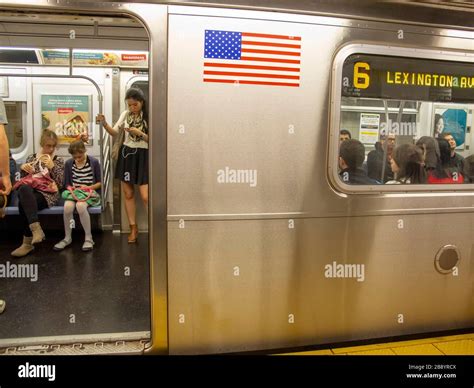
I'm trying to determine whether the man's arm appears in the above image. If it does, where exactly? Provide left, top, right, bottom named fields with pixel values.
left=0, top=124, right=11, bottom=195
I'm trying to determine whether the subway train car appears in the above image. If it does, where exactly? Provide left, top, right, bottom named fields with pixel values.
left=0, top=0, right=473, bottom=355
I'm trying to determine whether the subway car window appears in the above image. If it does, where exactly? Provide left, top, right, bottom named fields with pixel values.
left=0, top=49, right=39, bottom=64
left=131, top=80, right=149, bottom=104
left=4, top=101, right=25, bottom=149
left=338, top=54, right=474, bottom=187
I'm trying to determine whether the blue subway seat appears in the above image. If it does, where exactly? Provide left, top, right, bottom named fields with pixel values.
left=4, top=192, right=101, bottom=216
left=4, top=206, right=101, bottom=216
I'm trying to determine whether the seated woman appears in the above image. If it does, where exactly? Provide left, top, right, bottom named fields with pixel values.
left=386, top=144, right=426, bottom=184
left=11, top=130, right=64, bottom=257
left=429, top=138, right=464, bottom=184
left=54, top=140, right=101, bottom=252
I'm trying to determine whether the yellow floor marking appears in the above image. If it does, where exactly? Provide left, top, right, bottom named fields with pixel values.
left=283, top=333, right=474, bottom=355
left=332, top=344, right=384, bottom=354
left=433, top=340, right=474, bottom=355
left=391, top=344, right=444, bottom=355
left=346, top=348, right=396, bottom=355
left=279, top=349, right=333, bottom=355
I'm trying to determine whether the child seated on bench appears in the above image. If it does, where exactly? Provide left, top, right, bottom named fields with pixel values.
left=54, top=140, right=101, bottom=252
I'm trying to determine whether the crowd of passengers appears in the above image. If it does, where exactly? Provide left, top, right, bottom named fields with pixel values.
left=1, top=88, right=149, bottom=258
left=4, top=131, right=101, bottom=257
left=338, top=129, right=474, bottom=185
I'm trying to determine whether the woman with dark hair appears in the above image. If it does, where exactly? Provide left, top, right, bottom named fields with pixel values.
left=386, top=143, right=426, bottom=184
left=434, top=114, right=444, bottom=138
left=416, top=136, right=463, bottom=184
left=96, top=88, right=148, bottom=243
left=416, top=136, right=439, bottom=171
left=429, top=138, right=464, bottom=184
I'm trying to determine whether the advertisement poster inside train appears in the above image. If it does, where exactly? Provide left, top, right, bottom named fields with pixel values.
left=41, top=94, right=91, bottom=144
left=40, top=50, right=148, bottom=67
left=433, top=107, right=467, bottom=149
left=359, top=113, right=380, bottom=144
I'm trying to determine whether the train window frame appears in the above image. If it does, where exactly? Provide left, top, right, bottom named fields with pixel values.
left=329, top=43, right=474, bottom=194
left=4, top=100, right=27, bottom=153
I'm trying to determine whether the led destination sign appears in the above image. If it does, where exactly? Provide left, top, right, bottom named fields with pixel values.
left=342, top=54, right=474, bottom=103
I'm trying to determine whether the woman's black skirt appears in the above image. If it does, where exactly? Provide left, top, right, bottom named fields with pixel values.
left=115, top=145, right=149, bottom=185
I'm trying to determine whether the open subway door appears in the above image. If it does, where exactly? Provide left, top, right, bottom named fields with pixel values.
left=0, top=6, right=152, bottom=355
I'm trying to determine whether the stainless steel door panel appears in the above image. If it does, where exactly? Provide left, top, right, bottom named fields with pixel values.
left=168, top=215, right=473, bottom=354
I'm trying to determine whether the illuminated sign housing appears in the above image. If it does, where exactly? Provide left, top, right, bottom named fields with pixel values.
left=342, top=54, right=474, bottom=103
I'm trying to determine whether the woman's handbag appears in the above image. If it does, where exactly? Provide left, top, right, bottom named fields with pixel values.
left=13, top=154, right=58, bottom=193
left=62, top=186, right=101, bottom=207
left=111, top=124, right=125, bottom=160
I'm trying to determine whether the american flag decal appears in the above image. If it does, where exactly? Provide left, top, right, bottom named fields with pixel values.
left=203, top=30, right=301, bottom=87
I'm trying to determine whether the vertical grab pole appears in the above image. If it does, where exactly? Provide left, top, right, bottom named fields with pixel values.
left=97, top=93, right=105, bottom=211
left=380, top=99, right=390, bottom=183
left=69, top=48, right=73, bottom=76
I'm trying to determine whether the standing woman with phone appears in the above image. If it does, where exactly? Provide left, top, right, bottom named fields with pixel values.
left=96, top=88, right=148, bottom=243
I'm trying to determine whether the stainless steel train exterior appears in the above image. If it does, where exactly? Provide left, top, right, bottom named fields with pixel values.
left=0, top=1, right=473, bottom=355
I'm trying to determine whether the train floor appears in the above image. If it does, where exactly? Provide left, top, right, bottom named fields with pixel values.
left=0, top=230, right=150, bottom=345
left=281, top=332, right=474, bottom=355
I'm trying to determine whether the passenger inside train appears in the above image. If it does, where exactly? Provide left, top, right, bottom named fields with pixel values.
left=96, top=87, right=149, bottom=244
left=367, top=133, right=395, bottom=183
left=339, top=139, right=378, bottom=185
left=11, top=130, right=65, bottom=257
left=54, top=139, right=102, bottom=252
left=339, top=129, right=351, bottom=143
left=386, top=144, right=426, bottom=185
left=442, top=132, right=464, bottom=170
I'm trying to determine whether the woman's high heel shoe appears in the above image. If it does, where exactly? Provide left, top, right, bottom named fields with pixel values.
left=128, top=224, right=138, bottom=243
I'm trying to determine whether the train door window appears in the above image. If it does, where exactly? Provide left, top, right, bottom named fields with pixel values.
left=334, top=50, right=474, bottom=190
left=0, top=49, right=39, bottom=64
left=4, top=101, right=26, bottom=150
left=130, top=80, right=149, bottom=103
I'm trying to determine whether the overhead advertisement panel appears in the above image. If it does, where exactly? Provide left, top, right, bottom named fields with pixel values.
left=39, top=50, right=148, bottom=67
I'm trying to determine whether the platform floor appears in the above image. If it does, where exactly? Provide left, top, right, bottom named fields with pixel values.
left=0, top=230, right=150, bottom=342
left=282, top=332, right=474, bottom=355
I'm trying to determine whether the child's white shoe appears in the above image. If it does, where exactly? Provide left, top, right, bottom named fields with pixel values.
left=53, top=239, right=72, bottom=251
left=82, top=240, right=94, bottom=252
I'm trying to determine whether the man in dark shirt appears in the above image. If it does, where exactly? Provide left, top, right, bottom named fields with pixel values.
left=367, top=133, right=395, bottom=183
left=442, top=132, right=464, bottom=171
left=339, top=139, right=379, bottom=185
